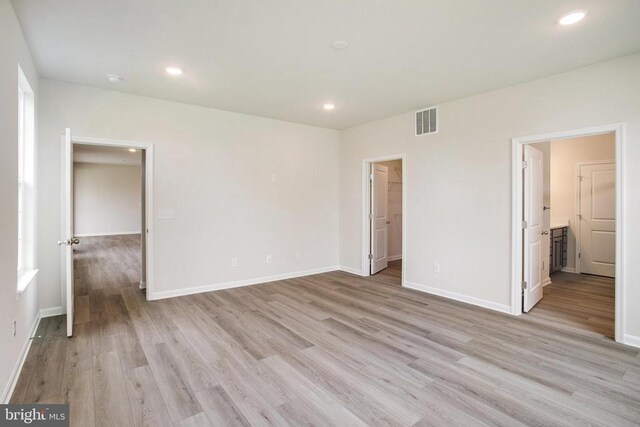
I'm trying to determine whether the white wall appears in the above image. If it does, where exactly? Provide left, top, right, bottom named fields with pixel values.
left=550, top=133, right=616, bottom=272
left=37, top=79, right=340, bottom=306
left=375, top=160, right=403, bottom=260
left=74, top=162, right=142, bottom=236
left=339, top=53, right=640, bottom=342
left=0, top=0, right=40, bottom=402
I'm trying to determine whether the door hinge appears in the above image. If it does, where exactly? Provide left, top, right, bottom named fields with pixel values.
left=522, top=161, right=528, bottom=169
left=368, top=254, right=374, bottom=260
left=577, top=213, right=582, bottom=219
left=521, top=281, right=528, bottom=290
left=578, top=175, right=583, bottom=182
left=370, top=174, right=374, bottom=181
left=369, top=213, right=374, bottom=220
left=521, top=220, right=528, bottom=229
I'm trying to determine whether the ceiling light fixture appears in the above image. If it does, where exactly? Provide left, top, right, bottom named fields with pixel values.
left=165, top=66, right=183, bottom=76
left=558, top=9, right=587, bottom=25
left=106, top=74, right=123, bottom=83
left=332, top=40, right=349, bottom=50
left=323, top=103, right=336, bottom=111
left=128, top=148, right=137, bottom=152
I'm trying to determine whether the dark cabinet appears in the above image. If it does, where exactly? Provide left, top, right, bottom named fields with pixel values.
left=550, top=226, right=568, bottom=274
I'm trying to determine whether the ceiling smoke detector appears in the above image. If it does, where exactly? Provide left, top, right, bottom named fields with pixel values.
left=332, top=40, right=349, bottom=50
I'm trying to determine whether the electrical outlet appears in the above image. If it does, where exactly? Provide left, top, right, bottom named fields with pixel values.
left=231, top=258, right=238, bottom=267
left=12, top=320, right=16, bottom=338
left=433, top=263, right=440, bottom=273
left=295, top=251, right=301, bottom=259
left=266, top=255, right=272, bottom=264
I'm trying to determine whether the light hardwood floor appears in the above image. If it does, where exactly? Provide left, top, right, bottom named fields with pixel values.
left=11, top=236, right=640, bottom=426
left=527, top=272, right=616, bottom=339
left=369, top=259, right=402, bottom=287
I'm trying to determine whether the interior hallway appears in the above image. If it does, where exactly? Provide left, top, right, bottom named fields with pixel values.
left=9, top=237, right=640, bottom=426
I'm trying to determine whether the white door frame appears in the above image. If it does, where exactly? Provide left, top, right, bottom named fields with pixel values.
left=62, top=135, right=155, bottom=304
left=574, top=159, right=615, bottom=275
left=361, top=154, right=406, bottom=285
left=511, top=123, right=624, bottom=343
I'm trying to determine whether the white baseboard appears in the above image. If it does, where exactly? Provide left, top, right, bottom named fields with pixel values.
left=387, top=255, right=402, bottom=262
left=623, top=334, right=640, bottom=349
left=542, top=277, right=552, bottom=287
left=39, top=306, right=64, bottom=317
left=2, top=311, right=42, bottom=403
left=404, top=280, right=512, bottom=315
left=75, top=231, right=141, bottom=237
left=150, top=265, right=340, bottom=300
left=338, top=265, right=366, bottom=276
left=561, top=267, right=577, bottom=273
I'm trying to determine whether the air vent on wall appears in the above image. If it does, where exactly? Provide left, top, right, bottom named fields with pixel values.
left=416, top=106, right=438, bottom=136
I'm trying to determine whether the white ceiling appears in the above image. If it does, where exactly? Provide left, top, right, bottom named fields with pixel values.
left=74, top=144, right=141, bottom=166
left=12, top=0, right=640, bottom=129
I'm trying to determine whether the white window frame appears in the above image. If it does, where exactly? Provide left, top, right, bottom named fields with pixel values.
left=17, top=65, right=37, bottom=294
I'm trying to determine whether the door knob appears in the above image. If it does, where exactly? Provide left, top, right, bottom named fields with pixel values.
left=57, top=238, right=80, bottom=246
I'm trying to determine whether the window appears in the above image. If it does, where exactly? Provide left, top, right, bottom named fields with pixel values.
left=17, top=65, right=36, bottom=293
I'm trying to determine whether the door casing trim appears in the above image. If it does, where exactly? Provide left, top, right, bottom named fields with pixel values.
left=361, top=154, right=406, bottom=287
left=62, top=135, right=155, bottom=304
left=511, top=123, right=624, bottom=343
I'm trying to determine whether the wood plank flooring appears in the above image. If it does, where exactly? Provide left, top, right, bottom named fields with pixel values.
left=527, top=272, right=616, bottom=339
left=11, top=236, right=640, bottom=426
left=369, top=259, right=402, bottom=286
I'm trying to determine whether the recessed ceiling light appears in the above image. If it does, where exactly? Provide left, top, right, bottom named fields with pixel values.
left=106, top=74, right=123, bottom=83
left=165, top=66, right=183, bottom=76
left=558, top=9, right=587, bottom=25
left=323, top=103, right=336, bottom=111
left=128, top=148, right=137, bottom=152
left=332, top=40, right=349, bottom=50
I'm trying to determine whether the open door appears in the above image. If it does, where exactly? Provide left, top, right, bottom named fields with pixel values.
left=58, top=128, right=77, bottom=337
left=140, top=151, right=147, bottom=289
left=523, top=144, right=544, bottom=312
left=370, top=164, right=388, bottom=274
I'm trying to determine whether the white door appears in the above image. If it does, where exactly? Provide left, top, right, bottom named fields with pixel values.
left=370, top=164, right=388, bottom=274
left=523, top=145, right=544, bottom=312
left=579, top=162, right=615, bottom=277
left=59, top=128, right=77, bottom=337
